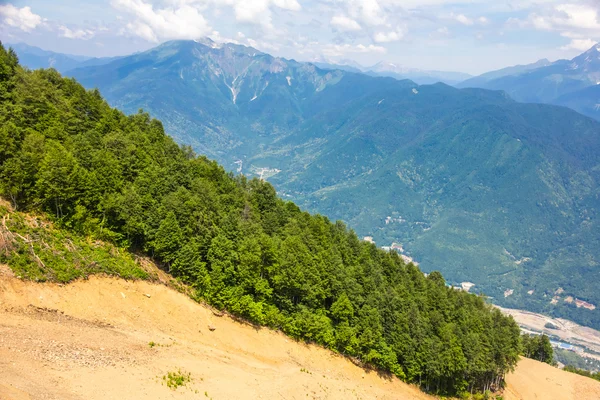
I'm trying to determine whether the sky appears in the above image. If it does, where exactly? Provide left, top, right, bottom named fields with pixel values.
left=1, top=0, right=600, bottom=75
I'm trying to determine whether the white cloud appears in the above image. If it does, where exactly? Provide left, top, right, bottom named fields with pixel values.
left=230, top=0, right=298, bottom=28
left=59, top=26, right=95, bottom=40
left=553, top=3, right=600, bottom=32
left=246, top=37, right=280, bottom=52
left=331, top=15, right=362, bottom=31
left=297, top=40, right=386, bottom=58
left=373, top=29, right=403, bottom=43
left=208, top=30, right=282, bottom=53
left=512, top=3, right=600, bottom=35
left=111, top=0, right=212, bottom=42
left=209, top=30, right=241, bottom=45
left=328, top=0, right=389, bottom=27
left=176, top=0, right=301, bottom=31
left=454, top=13, right=473, bottom=26
left=321, top=42, right=386, bottom=57
left=508, top=3, right=600, bottom=52
left=560, top=37, right=596, bottom=51
left=0, top=4, right=43, bottom=32
left=478, top=16, right=489, bottom=25
left=437, top=26, right=450, bottom=36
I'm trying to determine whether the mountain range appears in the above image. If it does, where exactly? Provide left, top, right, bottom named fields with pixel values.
left=7, top=42, right=118, bottom=73
left=459, top=44, right=600, bottom=120
left=13, top=39, right=600, bottom=329
left=313, top=59, right=472, bottom=85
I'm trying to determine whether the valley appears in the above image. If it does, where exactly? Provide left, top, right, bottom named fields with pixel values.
left=497, top=306, right=600, bottom=361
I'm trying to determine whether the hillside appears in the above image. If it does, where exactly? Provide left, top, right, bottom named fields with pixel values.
left=0, top=269, right=432, bottom=400
left=364, top=62, right=472, bottom=85
left=0, top=41, right=524, bottom=396
left=67, top=39, right=600, bottom=330
left=2, top=269, right=600, bottom=400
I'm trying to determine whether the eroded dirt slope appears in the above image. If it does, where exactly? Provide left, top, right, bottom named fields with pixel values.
left=0, top=267, right=430, bottom=400
left=1, top=267, right=600, bottom=400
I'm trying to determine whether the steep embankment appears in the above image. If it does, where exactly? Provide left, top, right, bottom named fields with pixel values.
left=1, top=269, right=600, bottom=400
left=504, top=357, right=600, bottom=400
left=0, top=267, right=430, bottom=400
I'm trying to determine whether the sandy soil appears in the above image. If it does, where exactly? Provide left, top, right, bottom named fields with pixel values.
left=504, top=357, right=600, bottom=400
left=0, top=268, right=430, bottom=400
left=2, top=268, right=600, bottom=400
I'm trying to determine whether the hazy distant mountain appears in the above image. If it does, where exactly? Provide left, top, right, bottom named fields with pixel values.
left=459, top=44, right=600, bottom=119
left=554, top=84, right=600, bottom=120
left=70, top=39, right=600, bottom=329
left=9, top=42, right=90, bottom=72
left=310, top=58, right=471, bottom=85
left=310, top=61, right=362, bottom=73
left=366, top=61, right=472, bottom=85
left=458, top=58, right=553, bottom=88
left=10, top=42, right=118, bottom=73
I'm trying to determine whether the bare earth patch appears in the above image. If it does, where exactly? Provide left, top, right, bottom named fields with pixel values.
left=1, top=274, right=599, bottom=399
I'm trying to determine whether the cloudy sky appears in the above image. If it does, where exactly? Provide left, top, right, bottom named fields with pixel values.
left=1, top=0, right=600, bottom=74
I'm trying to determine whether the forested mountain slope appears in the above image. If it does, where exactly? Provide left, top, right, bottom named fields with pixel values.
left=0, top=42, right=522, bottom=396
left=68, top=39, right=600, bottom=330
left=68, top=39, right=366, bottom=161
left=262, top=83, right=600, bottom=329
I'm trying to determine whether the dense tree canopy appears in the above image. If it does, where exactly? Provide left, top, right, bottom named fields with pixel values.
left=0, top=42, right=521, bottom=395
left=563, top=365, right=600, bottom=381
left=521, top=334, right=554, bottom=365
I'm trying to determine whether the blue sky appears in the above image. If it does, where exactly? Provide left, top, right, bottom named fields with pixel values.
left=1, top=0, right=600, bottom=74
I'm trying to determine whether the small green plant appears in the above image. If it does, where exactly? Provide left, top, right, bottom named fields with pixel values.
left=162, top=369, right=192, bottom=390
left=149, top=341, right=156, bottom=348
left=300, top=367, right=312, bottom=374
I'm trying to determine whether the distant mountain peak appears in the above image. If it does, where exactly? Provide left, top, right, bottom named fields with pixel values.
left=533, top=58, right=551, bottom=66
left=576, top=43, right=600, bottom=59
left=194, top=37, right=222, bottom=49
left=368, top=61, right=428, bottom=76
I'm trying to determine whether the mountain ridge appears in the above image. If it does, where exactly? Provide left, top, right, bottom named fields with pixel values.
left=458, top=43, right=600, bottom=120
left=8, top=42, right=118, bottom=73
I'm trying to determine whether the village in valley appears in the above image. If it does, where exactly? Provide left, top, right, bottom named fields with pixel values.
left=362, top=236, right=418, bottom=265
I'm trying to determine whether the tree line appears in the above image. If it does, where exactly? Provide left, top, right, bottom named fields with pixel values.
left=520, top=334, right=554, bottom=365
left=563, top=365, right=600, bottom=381
left=0, top=42, right=522, bottom=396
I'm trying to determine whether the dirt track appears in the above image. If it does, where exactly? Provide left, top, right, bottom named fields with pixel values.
left=1, top=267, right=600, bottom=400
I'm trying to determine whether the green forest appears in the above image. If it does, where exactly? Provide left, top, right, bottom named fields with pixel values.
left=564, top=365, right=600, bottom=381
left=521, top=334, right=554, bottom=365
left=0, top=42, right=522, bottom=396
